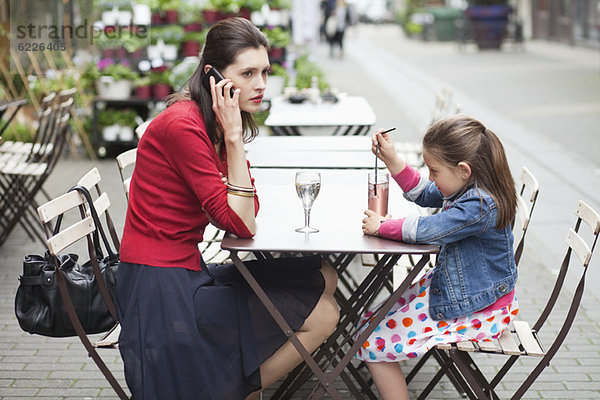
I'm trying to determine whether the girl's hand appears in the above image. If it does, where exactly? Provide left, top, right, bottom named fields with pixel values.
left=362, top=209, right=391, bottom=236
left=210, top=76, right=243, bottom=143
left=371, top=129, right=406, bottom=175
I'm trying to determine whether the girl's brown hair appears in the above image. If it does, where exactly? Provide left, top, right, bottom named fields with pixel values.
left=167, top=17, right=269, bottom=145
left=423, top=114, right=517, bottom=229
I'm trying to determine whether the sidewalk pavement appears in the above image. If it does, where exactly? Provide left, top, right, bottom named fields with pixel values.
left=1, top=24, right=600, bottom=399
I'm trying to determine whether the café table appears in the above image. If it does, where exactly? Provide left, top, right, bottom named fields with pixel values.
left=247, top=149, right=383, bottom=169
left=246, top=135, right=424, bottom=168
left=246, top=135, right=372, bottom=153
left=0, top=98, right=27, bottom=138
left=221, top=168, right=438, bottom=399
left=265, top=95, right=376, bottom=136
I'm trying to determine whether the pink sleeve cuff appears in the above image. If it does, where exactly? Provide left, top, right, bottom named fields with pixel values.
left=379, top=218, right=405, bottom=241
left=393, top=164, right=421, bottom=193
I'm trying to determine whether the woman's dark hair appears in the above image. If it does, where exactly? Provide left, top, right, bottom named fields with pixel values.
left=423, top=114, right=517, bottom=229
left=167, top=17, right=268, bottom=145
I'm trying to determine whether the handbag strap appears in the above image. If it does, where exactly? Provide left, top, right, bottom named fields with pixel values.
left=67, top=185, right=118, bottom=322
left=52, top=258, right=129, bottom=399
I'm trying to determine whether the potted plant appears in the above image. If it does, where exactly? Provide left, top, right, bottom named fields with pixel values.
left=134, top=76, right=152, bottom=99
left=95, top=30, right=125, bottom=59
left=150, top=25, right=184, bottom=60
left=293, top=55, right=328, bottom=91
left=266, top=0, right=291, bottom=26
left=95, top=61, right=138, bottom=100
left=239, top=0, right=265, bottom=19
left=204, top=0, right=239, bottom=24
left=159, top=0, right=182, bottom=23
left=181, top=31, right=205, bottom=58
left=122, top=31, right=146, bottom=58
left=269, top=0, right=292, bottom=10
left=150, top=69, right=173, bottom=99
left=170, top=58, right=199, bottom=92
left=466, top=0, right=512, bottom=49
left=263, top=26, right=291, bottom=60
left=179, top=3, right=203, bottom=32
left=263, top=63, right=288, bottom=100
left=98, top=108, right=139, bottom=142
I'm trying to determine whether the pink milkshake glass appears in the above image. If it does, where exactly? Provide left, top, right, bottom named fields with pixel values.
left=368, top=171, right=389, bottom=216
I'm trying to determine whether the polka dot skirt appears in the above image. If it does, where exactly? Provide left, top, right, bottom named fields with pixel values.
left=355, top=269, right=519, bottom=362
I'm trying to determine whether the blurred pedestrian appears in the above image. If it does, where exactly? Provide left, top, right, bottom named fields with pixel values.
left=326, top=0, right=350, bottom=58
left=320, top=0, right=336, bottom=42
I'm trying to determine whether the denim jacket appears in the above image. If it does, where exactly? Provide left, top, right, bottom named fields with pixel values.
left=400, top=176, right=517, bottom=321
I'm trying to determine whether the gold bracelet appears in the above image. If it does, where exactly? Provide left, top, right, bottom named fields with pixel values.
left=227, top=189, right=255, bottom=197
left=226, top=182, right=255, bottom=193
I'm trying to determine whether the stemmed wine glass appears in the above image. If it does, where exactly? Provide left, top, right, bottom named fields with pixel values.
left=295, top=171, right=321, bottom=233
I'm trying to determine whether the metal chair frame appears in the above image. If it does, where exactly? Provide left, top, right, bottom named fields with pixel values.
left=413, top=200, right=599, bottom=400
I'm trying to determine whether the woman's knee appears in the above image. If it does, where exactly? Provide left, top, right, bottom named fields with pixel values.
left=316, top=294, right=340, bottom=337
left=303, top=293, right=339, bottom=338
left=320, top=260, right=338, bottom=295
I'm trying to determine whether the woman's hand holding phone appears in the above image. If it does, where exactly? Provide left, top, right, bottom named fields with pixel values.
left=207, top=71, right=243, bottom=144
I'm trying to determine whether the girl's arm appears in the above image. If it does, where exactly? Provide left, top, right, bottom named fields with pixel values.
left=403, top=193, right=496, bottom=245
left=372, top=129, right=405, bottom=175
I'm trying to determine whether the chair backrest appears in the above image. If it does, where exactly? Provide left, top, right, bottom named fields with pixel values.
left=37, top=190, right=93, bottom=255
left=77, top=167, right=120, bottom=252
left=135, top=119, right=152, bottom=139
left=430, top=88, right=460, bottom=124
left=29, top=97, right=73, bottom=165
left=513, top=166, right=540, bottom=265
left=115, top=148, right=137, bottom=202
left=56, top=87, right=77, bottom=104
left=25, top=92, right=56, bottom=160
left=533, top=200, right=599, bottom=333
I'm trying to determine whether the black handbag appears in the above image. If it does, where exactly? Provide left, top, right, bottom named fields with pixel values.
left=14, top=185, right=119, bottom=337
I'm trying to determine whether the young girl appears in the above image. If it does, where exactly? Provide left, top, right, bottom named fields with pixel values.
left=359, top=114, right=520, bottom=399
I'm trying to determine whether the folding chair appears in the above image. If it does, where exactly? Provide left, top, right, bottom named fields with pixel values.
left=115, top=147, right=137, bottom=202
left=36, top=189, right=130, bottom=399
left=0, top=98, right=73, bottom=245
left=420, top=200, right=599, bottom=400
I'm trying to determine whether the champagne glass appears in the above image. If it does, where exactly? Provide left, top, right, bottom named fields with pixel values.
left=295, top=171, right=321, bottom=233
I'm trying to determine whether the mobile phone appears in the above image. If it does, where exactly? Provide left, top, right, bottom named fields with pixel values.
left=202, top=67, right=235, bottom=97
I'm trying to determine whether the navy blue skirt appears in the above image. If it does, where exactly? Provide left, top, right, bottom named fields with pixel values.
left=115, top=255, right=324, bottom=400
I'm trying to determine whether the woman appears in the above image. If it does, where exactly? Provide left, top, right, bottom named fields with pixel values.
left=115, top=17, right=339, bottom=400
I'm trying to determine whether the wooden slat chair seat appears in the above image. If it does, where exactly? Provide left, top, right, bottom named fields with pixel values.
left=418, top=200, right=600, bottom=400
left=433, top=320, right=542, bottom=357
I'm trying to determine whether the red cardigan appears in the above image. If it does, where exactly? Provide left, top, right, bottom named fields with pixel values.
left=120, top=100, right=259, bottom=271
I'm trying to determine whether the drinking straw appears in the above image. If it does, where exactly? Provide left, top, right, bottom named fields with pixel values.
left=374, top=127, right=396, bottom=196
